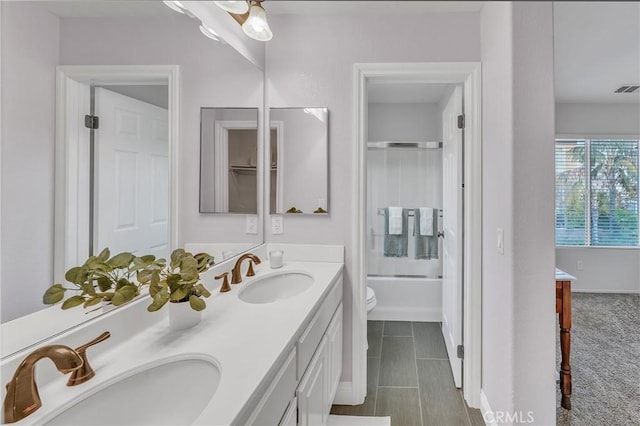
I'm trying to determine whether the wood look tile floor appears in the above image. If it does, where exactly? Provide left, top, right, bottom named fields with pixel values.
left=331, top=321, right=484, bottom=426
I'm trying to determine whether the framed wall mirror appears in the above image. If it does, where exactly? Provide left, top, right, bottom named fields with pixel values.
left=200, top=108, right=259, bottom=214
left=1, top=0, right=264, bottom=357
left=269, top=108, right=329, bottom=215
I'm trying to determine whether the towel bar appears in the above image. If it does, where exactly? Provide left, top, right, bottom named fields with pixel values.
left=376, top=208, right=443, bottom=217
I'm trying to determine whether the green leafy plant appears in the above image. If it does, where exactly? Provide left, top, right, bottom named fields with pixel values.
left=42, top=248, right=156, bottom=310
left=141, top=249, right=215, bottom=312
left=286, top=206, right=303, bottom=213
left=313, top=207, right=327, bottom=214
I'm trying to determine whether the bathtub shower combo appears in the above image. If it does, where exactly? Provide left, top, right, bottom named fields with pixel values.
left=366, top=141, right=444, bottom=322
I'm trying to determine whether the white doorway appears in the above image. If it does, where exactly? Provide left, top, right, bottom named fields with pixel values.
left=350, top=63, right=482, bottom=408
left=54, top=65, right=180, bottom=282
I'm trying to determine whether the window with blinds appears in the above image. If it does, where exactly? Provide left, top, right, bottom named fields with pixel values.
left=555, top=139, right=639, bottom=247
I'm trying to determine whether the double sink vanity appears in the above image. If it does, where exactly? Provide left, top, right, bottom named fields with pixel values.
left=1, top=244, right=344, bottom=425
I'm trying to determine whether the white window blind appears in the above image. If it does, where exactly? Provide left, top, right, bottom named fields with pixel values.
left=555, top=139, right=639, bottom=247
left=555, top=140, right=587, bottom=245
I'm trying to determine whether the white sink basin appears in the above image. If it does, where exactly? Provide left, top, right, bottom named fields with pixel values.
left=44, top=356, right=220, bottom=425
left=239, top=271, right=314, bottom=304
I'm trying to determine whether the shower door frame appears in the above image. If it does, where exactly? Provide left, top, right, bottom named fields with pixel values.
left=350, top=62, right=482, bottom=408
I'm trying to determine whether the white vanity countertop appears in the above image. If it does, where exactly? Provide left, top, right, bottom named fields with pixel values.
left=23, top=260, right=343, bottom=425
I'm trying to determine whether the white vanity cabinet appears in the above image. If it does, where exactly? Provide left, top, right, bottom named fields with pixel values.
left=297, top=336, right=329, bottom=426
left=244, top=276, right=343, bottom=426
left=297, top=301, right=343, bottom=426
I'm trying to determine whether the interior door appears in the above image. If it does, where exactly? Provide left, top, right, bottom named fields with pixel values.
left=94, top=87, right=169, bottom=259
left=441, top=85, right=464, bottom=387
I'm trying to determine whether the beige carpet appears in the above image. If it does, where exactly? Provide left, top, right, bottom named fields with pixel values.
left=556, top=293, right=640, bottom=426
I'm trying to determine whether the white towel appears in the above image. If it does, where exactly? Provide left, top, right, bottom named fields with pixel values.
left=388, top=206, right=403, bottom=235
left=420, top=207, right=434, bottom=236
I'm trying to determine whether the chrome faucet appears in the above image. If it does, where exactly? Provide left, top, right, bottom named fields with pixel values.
left=3, top=345, right=83, bottom=423
left=231, top=253, right=261, bottom=284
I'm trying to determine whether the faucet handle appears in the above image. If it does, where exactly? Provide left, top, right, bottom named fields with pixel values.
left=67, top=331, right=110, bottom=386
left=246, top=260, right=256, bottom=277
left=215, top=272, right=231, bottom=293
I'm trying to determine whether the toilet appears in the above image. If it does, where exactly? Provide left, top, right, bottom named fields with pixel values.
left=366, top=287, right=377, bottom=314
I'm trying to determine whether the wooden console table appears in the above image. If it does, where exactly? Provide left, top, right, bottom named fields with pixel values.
left=556, top=268, right=575, bottom=410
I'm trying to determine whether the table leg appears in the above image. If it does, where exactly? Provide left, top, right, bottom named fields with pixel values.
left=559, top=280, right=572, bottom=410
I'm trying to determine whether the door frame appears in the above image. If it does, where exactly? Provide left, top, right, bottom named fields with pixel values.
left=351, top=62, right=482, bottom=407
left=213, top=119, right=260, bottom=212
left=54, top=65, right=180, bottom=282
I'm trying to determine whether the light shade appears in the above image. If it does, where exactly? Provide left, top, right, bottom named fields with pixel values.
left=200, top=23, right=223, bottom=42
left=241, top=2, right=273, bottom=41
left=163, top=1, right=187, bottom=14
left=214, top=1, right=249, bottom=14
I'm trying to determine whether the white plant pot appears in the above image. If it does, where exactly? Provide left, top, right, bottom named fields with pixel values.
left=168, top=301, right=202, bottom=330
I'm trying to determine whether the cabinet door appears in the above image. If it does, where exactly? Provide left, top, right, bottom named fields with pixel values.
left=326, top=303, right=343, bottom=409
left=247, top=348, right=297, bottom=425
left=297, top=336, right=328, bottom=426
left=280, top=397, right=297, bottom=426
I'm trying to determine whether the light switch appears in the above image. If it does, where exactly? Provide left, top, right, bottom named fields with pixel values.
left=245, top=215, right=258, bottom=234
left=497, top=228, right=504, bottom=255
left=271, top=215, right=284, bottom=235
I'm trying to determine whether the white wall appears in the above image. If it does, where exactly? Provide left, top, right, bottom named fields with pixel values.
left=1, top=2, right=60, bottom=322
left=480, top=1, right=516, bottom=417
left=368, top=103, right=439, bottom=141
left=555, top=101, right=640, bottom=293
left=58, top=16, right=264, bottom=246
left=481, top=2, right=556, bottom=424
left=556, top=102, right=640, bottom=136
left=511, top=3, right=556, bottom=423
left=557, top=247, right=640, bottom=293
left=266, top=10, right=480, bottom=382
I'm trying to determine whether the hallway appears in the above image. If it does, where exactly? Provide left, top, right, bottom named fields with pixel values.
left=332, top=321, right=484, bottom=426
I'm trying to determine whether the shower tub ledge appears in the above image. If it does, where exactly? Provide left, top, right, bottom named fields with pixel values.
left=367, top=276, right=442, bottom=322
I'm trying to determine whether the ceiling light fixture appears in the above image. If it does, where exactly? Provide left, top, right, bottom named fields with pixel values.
left=213, top=1, right=249, bottom=15
left=200, top=23, right=225, bottom=44
left=220, top=0, right=273, bottom=42
left=241, top=1, right=273, bottom=41
left=163, top=1, right=188, bottom=15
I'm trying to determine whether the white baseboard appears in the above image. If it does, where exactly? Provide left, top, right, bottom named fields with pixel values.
left=572, top=288, right=640, bottom=294
left=480, top=389, right=495, bottom=426
left=333, top=381, right=360, bottom=405
left=367, top=307, right=441, bottom=322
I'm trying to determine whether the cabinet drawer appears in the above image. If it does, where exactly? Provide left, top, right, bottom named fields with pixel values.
left=247, top=348, right=297, bottom=426
left=297, top=277, right=342, bottom=380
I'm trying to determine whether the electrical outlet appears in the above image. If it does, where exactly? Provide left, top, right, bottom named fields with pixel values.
left=271, top=215, right=283, bottom=234
left=496, top=228, right=504, bottom=255
left=577, top=260, right=583, bottom=270
left=245, top=215, right=258, bottom=234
